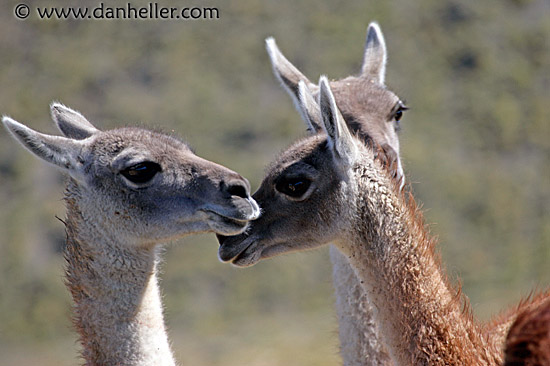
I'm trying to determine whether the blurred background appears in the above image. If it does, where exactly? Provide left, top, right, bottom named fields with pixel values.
left=0, top=0, right=548, bottom=365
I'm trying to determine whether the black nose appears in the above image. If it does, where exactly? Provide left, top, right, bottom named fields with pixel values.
left=224, top=180, right=249, bottom=199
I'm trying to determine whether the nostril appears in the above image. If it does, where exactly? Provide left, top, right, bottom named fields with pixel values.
left=226, top=181, right=249, bottom=199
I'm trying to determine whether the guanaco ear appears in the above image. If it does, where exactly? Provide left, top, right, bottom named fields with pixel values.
left=318, top=76, right=357, bottom=167
left=3, top=116, right=85, bottom=174
left=50, top=102, right=99, bottom=139
left=266, top=37, right=319, bottom=109
left=361, top=22, right=387, bottom=84
left=297, top=81, right=323, bottom=133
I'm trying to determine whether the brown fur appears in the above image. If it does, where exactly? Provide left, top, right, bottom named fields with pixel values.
left=353, top=160, right=501, bottom=364
left=483, top=291, right=550, bottom=358
left=502, top=292, right=550, bottom=366
left=218, top=80, right=548, bottom=365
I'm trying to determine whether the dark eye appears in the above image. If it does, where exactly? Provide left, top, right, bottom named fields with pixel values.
left=394, top=108, right=403, bottom=122
left=275, top=177, right=312, bottom=198
left=393, top=103, right=409, bottom=123
left=120, top=162, right=162, bottom=184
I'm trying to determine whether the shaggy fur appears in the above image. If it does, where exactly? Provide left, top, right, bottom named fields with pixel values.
left=3, top=104, right=259, bottom=365
left=218, top=79, right=548, bottom=365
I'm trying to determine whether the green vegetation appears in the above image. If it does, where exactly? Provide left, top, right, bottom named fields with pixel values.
left=0, top=0, right=548, bottom=365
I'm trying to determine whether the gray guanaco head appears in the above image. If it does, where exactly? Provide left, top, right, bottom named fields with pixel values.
left=218, top=77, right=390, bottom=265
left=3, top=103, right=260, bottom=246
left=266, top=22, right=407, bottom=183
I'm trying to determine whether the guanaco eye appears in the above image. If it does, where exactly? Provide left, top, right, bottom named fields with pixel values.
left=394, top=108, right=403, bottom=121
left=392, top=103, right=409, bottom=123
left=275, top=177, right=312, bottom=198
left=120, top=162, right=162, bottom=184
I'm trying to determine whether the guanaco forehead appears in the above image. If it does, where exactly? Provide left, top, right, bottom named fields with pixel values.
left=263, top=127, right=389, bottom=186
left=330, top=77, right=400, bottom=125
left=263, top=131, right=370, bottom=178
left=264, top=134, right=327, bottom=177
left=89, top=127, right=194, bottom=161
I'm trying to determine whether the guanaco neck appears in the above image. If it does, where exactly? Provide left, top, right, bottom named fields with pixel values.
left=63, top=184, right=175, bottom=366
left=338, top=163, right=501, bottom=366
left=329, top=247, right=392, bottom=366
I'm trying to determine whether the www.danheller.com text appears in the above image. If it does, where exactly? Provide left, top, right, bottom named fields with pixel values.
left=30, top=2, right=220, bottom=20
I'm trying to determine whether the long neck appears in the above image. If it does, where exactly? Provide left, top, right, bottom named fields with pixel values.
left=64, top=191, right=176, bottom=366
left=330, top=247, right=392, bottom=366
left=340, top=167, right=501, bottom=365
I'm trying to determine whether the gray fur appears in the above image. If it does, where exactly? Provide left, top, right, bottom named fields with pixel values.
left=50, top=102, right=99, bottom=139
left=361, top=22, right=387, bottom=84
left=318, top=76, right=357, bottom=168
left=265, top=22, right=403, bottom=366
left=3, top=104, right=260, bottom=365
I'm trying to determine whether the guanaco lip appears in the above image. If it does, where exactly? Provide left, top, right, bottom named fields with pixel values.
left=218, top=236, right=255, bottom=263
left=203, top=209, right=250, bottom=224
left=230, top=245, right=257, bottom=267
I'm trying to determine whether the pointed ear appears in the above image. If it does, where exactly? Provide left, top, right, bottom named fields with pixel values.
left=360, top=22, right=387, bottom=84
left=318, top=76, right=357, bottom=167
left=297, top=81, right=323, bottom=133
left=50, top=102, right=98, bottom=139
left=265, top=37, right=319, bottom=107
left=3, top=116, right=85, bottom=172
